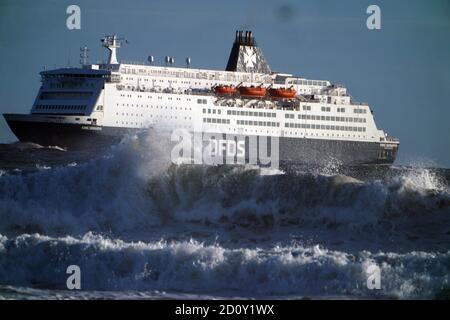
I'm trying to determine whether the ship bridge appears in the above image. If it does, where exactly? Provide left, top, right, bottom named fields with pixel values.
left=40, top=68, right=112, bottom=81
left=32, top=68, right=113, bottom=116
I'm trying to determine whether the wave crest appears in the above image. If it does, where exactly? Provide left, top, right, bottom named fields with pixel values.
left=0, top=134, right=449, bottom=238
left=0, top=232, right=448, bottom=298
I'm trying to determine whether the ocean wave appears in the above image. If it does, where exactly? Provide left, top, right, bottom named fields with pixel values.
left=35, top=164, right=51, bottom=170
left=0, top=134, right=449, bottom=298
left=0, top=133, right=449, bottom=239
left=147, top=165, right=450, bottom=224
left=5, top=142, right=66, bottom=152
left=0, top=232, right=448, bottom=298
left=12, top=142, right=45, bottom=150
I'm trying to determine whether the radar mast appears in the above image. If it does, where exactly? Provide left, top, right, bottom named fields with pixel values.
left=101, top=35, right=126, bottom=64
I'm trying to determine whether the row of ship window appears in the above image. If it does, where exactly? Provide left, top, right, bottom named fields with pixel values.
left=42, top=74, right=106, bottom=79
left=39, top=92, right=92, bottom=100
left=286, top=132, right=366, bottom=139
left=122, top=78, right=232, bottom=87
left=203, top=108, right=222, bottom=115
left=227, top=110, right=277, bottom=118
left=303, top=105, right=367, bottom=114
left=123, top=78, right=182, bottom=83
left=119, top=93, right=192, bottom=102
left=35, top=105, right=86, bottom=110
left=48, top=83, right=96, bottom=89
left=116, top=112, right=144, bottom=117
left=285, top=122, right=366, bottom=132
left=206, top=108, right=366, bottom=124
left=120, top=68, right=266, bottom=83
left=287, top=113, right=366, bottom=123
left=204, top=109, right=276, bottom=118
left=288, top=79, right=328, bottom=86
left=203, top=118, right=230, bottom=124
left=236, top=120, right=280, bottom=127
left=115, top=112, right=191, bottom=120
left=123, top=76, right=222, bottom=87
left=114, top=120, right=192, bottom=129
left=226, top=108, right=364, bottom=119
left=116, top=103, right=192, bottom=111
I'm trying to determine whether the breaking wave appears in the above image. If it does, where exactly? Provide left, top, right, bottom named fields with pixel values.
left=0, top=232, right=449, bottom=298
left=0, top=134, right=449, bottom=238
left=0, top=133, right=449, bottom=298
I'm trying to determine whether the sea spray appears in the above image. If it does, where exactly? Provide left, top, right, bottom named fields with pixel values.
left=0, top=134, right=449, bottom=298
left=0, top=134, right=449, bottom=237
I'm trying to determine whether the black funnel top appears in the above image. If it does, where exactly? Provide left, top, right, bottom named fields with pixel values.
left=225, top=30, right=271, bottom=74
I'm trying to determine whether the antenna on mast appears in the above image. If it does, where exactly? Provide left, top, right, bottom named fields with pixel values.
left=80, top=45, right=89, bottom=65
left=101, top=35, right=127, bottom=64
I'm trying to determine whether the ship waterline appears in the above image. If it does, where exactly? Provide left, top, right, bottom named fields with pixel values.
left=4, top=114, right=397, bottom=166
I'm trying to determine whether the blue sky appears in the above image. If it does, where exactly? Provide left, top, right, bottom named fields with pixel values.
left=0, top=0, right=449, bottom=167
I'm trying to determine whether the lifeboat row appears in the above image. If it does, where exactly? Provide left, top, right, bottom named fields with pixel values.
left=238, top=86, right=267, bottom=98
left=267, top=88, right=296, bottom=99
left=213, top=85, right=296, bottom=99
left=213, top=85, right=237, bottom=95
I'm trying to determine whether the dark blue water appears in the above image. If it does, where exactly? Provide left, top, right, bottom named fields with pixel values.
left=0, top=135, right=449, bottom=299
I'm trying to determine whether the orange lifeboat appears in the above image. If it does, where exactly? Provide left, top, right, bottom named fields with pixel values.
left=214, top=85, right=237, bottom=95
left=268, top=87, right=297, bottom=99
left=237, top=86, right=266, bottom=98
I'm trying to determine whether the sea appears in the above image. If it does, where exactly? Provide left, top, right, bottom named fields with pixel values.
left=0, top=132, right=449, bottom=300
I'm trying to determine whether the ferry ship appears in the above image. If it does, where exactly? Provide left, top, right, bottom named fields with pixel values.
left=3, top=31, right=399, bottom=165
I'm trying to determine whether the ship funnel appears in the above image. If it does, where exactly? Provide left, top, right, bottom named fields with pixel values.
left=225, top=30, right=271, bottom=74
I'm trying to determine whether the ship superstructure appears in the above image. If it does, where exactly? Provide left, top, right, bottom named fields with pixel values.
left=3, top=31, right=399, bottom=165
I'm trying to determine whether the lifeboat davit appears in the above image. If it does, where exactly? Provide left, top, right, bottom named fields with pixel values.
left=237, top=86, right=266, bottom=98
left=268, top=87, right=297, bottom=99
left=214, top=85, right=237, bottom=95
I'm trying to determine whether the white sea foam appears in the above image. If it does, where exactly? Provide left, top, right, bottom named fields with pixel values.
left=0, top=232, right=448, bottom=298
left=0, top=132, right=448, bottom=237
left=0, top=133, right=449, bottom=298
left=35, top=164, right=51, bottom=170
left=46, top=145, right=67, bottom=152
